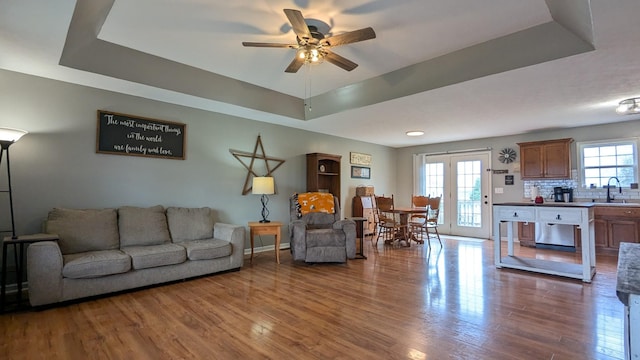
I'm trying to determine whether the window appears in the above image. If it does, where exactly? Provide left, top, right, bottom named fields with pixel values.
left=578, top=139, right=638, bottom=187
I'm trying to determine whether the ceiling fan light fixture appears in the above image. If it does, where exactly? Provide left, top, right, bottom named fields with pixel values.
left=242, top=9, right=376, bottom=73
left=616, top=97, right=640, bottom=115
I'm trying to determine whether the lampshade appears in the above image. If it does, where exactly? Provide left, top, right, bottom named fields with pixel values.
left=0, top=127, right=28, bottom=143
left=252, top=176, right=275, bottom=195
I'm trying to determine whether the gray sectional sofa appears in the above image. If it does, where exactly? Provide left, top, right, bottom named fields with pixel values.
left=27, top=205, right=245, bottom=306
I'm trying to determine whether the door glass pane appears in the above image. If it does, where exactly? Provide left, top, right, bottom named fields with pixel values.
left=425, top=162, right=444, bottom=198
left=425, top=162, right=444, bottom=224
left=457, top=160, right=481, bottom=228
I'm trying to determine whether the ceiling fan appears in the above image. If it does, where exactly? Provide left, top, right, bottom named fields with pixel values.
left=242, top=9, right=376, bottom=73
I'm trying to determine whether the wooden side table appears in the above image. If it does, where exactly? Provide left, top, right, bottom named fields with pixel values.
left=248, top=222, right=283, bottom=264
left=348, top=217, right=367, bottom=259
left=1, top=233, right=59, bottom=311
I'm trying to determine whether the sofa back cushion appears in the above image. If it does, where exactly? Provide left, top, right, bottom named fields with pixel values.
left=118, top=205, right=171, bottom=247
left=167, top=207, right=214, bottom=242
left=46, top=208, right=119, bottom=254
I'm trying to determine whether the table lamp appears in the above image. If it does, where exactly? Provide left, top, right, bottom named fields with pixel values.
left=252, top=176, right=275, bottom=223
left=0, top=127, right=28, bottom=239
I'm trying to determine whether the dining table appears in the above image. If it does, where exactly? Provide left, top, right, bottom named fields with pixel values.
left=389, top=206, right=428, bottom=245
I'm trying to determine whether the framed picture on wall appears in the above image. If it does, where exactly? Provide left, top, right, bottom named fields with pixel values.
left=351, top=166, right=370, bottom=179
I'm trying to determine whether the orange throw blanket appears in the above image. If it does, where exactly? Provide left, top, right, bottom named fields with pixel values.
left=295, top=192, right=335, bottom=216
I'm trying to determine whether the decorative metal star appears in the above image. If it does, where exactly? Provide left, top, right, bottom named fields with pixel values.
left=229, top=135, right=285, bottom=195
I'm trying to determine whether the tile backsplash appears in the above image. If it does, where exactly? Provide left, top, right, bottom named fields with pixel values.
left=522, top=170, right=640, bottom=202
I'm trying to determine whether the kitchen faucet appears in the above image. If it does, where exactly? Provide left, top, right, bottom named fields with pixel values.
left=606, top=176, right=622, bottom=203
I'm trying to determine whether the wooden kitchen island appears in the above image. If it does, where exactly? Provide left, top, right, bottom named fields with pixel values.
left=493, top=202, right=596, bottom=282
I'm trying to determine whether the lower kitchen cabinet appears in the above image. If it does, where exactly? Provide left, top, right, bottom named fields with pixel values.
left=517, top=206, right=640, bottom=252
left=594, top=218, right=608, bottom=248
left=609, top=219, right=638, bottom=249
left=518, top=222, right=536, bottom=247
left=594, top=206, right=640, bottom=253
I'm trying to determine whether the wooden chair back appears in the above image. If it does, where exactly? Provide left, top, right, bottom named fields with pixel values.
left=411, top=195, right=429, bottom=208
left=375, top=195, right=394, bottom=212
left=427, top=196, right=442, bottom=222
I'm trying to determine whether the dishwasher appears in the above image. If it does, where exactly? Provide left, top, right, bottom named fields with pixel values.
left=535, top=222, right=576, bottom=251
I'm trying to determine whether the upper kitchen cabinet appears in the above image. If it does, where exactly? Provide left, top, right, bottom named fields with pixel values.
left=518, top=138, right=573, bottom=179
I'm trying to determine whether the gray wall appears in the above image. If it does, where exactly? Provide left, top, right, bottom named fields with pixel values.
left=0, top=69, right=396, bottom=250
left=4, top=67, right=640, bottom=247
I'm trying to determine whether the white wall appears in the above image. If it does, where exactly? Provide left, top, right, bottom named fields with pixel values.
left=0, top=69, right=396, bottom=249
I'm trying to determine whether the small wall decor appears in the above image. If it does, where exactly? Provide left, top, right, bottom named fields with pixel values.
left=229, top=135, right=285, bottom=195
left=351, top=166, right=370, bottom=179
left=498, top=148, right=517, bottom=164
left=505, top=175, right=514, bottom=185
left=350, top=152, right=372, bottom=166
left=96, top=110, right=186, bottom=159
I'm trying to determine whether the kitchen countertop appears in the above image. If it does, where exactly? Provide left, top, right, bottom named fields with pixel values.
left=494, top=202, right=596, bottom=208
left=495, top=201, right=640, bottom=208
left=590, top=202, right=640, bottom=207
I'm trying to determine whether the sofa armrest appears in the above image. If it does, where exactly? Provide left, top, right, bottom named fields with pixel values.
left=213, top=223, right=245, bottom=268
left=290, top=220, right=307, bottom=261
left=333, top=219, right=357, bottom=259
left=26, top=241, right=63, bottom=306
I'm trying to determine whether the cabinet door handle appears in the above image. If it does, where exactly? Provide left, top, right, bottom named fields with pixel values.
left=513, top=212, right=518, bottom=218
left=556, top=214, right=562, bottom=220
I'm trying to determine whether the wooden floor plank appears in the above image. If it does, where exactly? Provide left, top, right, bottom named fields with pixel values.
left=0, top=236, right=626, bottom=359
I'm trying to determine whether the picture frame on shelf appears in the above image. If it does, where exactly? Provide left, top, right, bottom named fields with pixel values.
left=351, top=166, right=370, bottom=179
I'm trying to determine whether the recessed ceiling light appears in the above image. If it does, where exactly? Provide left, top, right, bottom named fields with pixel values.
left=406, top=130, right=424, bottom=136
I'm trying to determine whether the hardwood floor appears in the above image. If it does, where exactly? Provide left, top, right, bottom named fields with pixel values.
left=0, top=236, right=625, bottom=359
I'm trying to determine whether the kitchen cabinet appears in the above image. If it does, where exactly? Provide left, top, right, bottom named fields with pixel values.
left=517, top=222, right=535, bottom=247
left=306, top=153, right=341, bottom=202
left=518, top=138, right=573, bottom=179
left=594, top=206, right=640, bottom=253
left=352, top=195, right=377, bottom=238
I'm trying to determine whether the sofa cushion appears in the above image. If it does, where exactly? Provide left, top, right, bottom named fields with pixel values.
left=46, top=208, right=119, bottom=254
left=306, top=229, right=346, bottom=248
left=166, top=207, right=213, bottom=242
left=179, top=239, right=231, bottom=260
left=121, top=244, right=186, bottom=270
left=62, top=250, right=131, bottom=279
left=118, top=205, right=171, bottom=247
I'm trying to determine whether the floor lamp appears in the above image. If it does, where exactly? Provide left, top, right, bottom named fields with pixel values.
left=252, top=176, right=275, bottom=223
left=0, top=128, right=28, bottom=239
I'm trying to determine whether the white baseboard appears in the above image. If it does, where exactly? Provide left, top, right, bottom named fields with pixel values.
left=243, top=243, right=291, bottom=255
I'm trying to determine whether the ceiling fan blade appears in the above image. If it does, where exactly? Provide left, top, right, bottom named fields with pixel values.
left=324, top=50, right=358, bottom=71
left=284, top=9, right=311, bottom=40
left=242, top=42, right=297, bottom=48
left=321, top=27, right=376, bottom=47
left=285, top=56, right=305, bottom=73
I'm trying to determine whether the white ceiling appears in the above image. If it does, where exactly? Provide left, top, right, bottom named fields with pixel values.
left=2, top=0, right=640, bottom=148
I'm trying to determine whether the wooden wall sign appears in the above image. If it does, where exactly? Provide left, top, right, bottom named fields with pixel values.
left=350, top=152, right=372, bottom=166
left=96, top=110, right=186, bottom=160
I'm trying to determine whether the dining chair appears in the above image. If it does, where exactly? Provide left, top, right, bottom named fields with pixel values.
left=409, top=195, right=429, bottom=244
left=424, top=196, right=442, bottom=248
left=374, top=194, right=405, bottom=245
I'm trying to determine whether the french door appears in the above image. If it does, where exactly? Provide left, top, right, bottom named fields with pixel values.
left=418, top=151, right=491, bottom=238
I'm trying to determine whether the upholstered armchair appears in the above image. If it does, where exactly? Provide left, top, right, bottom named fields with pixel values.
left=289, top=194, right=356, bottom=263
